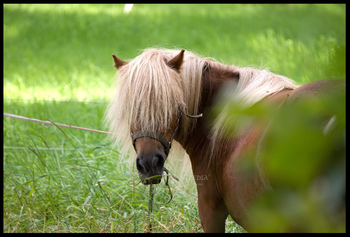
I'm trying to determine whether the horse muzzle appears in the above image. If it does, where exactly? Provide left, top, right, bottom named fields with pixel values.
left=136, top=153, right=166, bottom=185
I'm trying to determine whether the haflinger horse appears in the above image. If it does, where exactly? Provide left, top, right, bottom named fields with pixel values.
left=105, top=48, right=345, bottom=232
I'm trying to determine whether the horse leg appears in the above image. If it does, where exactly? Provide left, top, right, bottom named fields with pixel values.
left=197, top=189, right=228, bottom=232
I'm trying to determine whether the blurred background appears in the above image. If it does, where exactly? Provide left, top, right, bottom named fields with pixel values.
left=4, top=4, right=345, bottom=101
left=4, top=4, right=345, bottom=233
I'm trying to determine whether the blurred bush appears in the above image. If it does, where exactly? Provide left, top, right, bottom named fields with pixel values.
left=213, top=80, right=345, bottom=232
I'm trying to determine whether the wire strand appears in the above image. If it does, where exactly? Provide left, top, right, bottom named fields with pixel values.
left=4, top=113, right=113, bottom=135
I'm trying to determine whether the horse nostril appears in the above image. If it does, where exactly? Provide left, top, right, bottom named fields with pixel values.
left=153, top=154, right=165, bottom=169
left=136, top=157, right=146, bottom=173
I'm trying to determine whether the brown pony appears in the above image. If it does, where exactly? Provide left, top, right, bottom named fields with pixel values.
left=105, top=48, right=345, bottom=232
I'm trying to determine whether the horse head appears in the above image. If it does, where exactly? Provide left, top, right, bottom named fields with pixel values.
left=112, top=50, right=185, bottom=185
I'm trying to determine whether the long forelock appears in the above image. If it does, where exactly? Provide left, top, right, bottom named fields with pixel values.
left=127, top=54, right=183, bottom=131
left=110, top=49, right=183, bottom=135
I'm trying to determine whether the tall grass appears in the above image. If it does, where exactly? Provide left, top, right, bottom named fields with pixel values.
left=4, top=4, right=345, bottom=232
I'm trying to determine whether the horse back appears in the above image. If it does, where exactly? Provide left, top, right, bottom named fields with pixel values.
left=286, top=78, right=345, bottom=104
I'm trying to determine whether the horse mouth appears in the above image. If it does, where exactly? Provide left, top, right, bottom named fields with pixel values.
left=140, top=174, right=162, bottom=185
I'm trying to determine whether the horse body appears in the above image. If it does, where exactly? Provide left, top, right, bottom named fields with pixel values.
left=181, top=121, right=265, bottom=232
left=105, top=48, right=345, bottom=232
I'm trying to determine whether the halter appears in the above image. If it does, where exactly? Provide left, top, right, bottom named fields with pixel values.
left=130, top=109, right=203, bottom=156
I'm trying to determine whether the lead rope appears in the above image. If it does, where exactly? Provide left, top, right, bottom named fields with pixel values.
left=148, top=183, right=154, bottom=232
left=147, top=167, right=176, bottom=233
left=146, top=111, right=202, bottom=232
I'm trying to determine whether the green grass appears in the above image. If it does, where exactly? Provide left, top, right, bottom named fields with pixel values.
left=4, top=4, right=345, bottom=233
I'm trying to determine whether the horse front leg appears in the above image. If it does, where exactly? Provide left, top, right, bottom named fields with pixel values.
left=197, top=187, right=228, bottom=233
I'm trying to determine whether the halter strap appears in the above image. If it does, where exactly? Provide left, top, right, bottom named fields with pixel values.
left=131, top=131, right=171, bottom=154
left=130, top=110, right=202, bottom=155
left=186, top=113, right=203, bottom=118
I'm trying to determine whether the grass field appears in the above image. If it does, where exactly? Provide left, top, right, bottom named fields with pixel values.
left=3, top=4, right=345, bottom=233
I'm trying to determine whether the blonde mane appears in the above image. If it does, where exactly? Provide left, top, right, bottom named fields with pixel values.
left=104, top=48, right=299, bottom=176
left=209, top=62, right=299, bottom=143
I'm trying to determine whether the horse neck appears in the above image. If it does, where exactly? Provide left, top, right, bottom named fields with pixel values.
left=176, top=63, right=240, bottom=166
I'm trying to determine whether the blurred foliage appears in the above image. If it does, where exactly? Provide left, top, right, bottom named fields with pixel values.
left=3, top=4, right=345, bottom=101
left=214, top=79, right=345, bottom=232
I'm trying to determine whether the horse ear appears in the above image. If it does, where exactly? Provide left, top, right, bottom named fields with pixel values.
left=112, top=54, right=127, bottom=69
left=167, top=49, right=185, bottom=72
